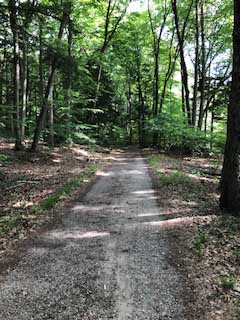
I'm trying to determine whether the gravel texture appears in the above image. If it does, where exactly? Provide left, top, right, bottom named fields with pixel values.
left=0, top=152, right=190, bottom=319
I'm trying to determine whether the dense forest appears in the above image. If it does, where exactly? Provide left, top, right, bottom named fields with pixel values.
left=0, top=0, right=239, bottom=211
left=0, top=0, right=232, bottom=149
left=1, top=1, right=240, bottom=318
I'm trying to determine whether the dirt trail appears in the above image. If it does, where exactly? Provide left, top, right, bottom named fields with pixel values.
left=0, top=151, right=191, bottom=319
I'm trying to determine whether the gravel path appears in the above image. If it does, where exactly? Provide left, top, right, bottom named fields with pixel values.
left=0, top=152, right=190, bottom=319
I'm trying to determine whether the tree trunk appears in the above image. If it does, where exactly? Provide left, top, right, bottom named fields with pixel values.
left=127, top=82, right=133, bottom=145
left=31, top=6, right=69, bottom=152
left=172, top=0, right=193, bottom=126
left=148, top=0, right=168, bottom=145
left=21, top=42, right=28, bottom=140
left=198, top=0, right=206, bottom=130
left=137, top=68, right=145, bottom=147
left=210, top=111, right=214, bottom=150
left=8, top=0, right=23, bottom=150
left=220, top=0, right=240, bottom=213
left=192, top=0, right=199, bottom=127
left=152, top=51, right=159, bottom=146
left=159, top=33, right=178, bottom=113
left=39, top=18, right=44, bottom=106
left=66, top=17, right=73, bottom=139
left=48, top=84, right=54, bottom=148
left=94, top=0, right=128, bottom=108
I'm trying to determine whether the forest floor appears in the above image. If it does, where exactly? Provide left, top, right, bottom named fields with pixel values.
left=147, top=150, right=240, bottom=319
left=0, top=145, right=239, bottom=319
left=0, top=140, right=113, bottom=254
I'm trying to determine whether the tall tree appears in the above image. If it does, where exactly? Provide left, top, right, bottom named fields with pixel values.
left=148, top=0, right=168, bottom=145
left=8, top=0, right=24, bottom=150
left=220, top=0, right=240, bottom=213
left=31, top=2, right=71, bottom=151
left=172, top=0, right=194, bottom=126
left=192, top=0, right=199, bottom=127
left=197, top=0, right=206, bottom=129
left=94, top=0, right=129, bottom=108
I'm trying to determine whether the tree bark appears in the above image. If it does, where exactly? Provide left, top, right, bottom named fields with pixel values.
left=192, top=0, right=199, bottom=127
left=198, top=0, right=206, bottom=130
left=21, top=42, right=28, bottom=140
left=220, top=0, right=240, bottom=213
left=148, top=0, right=168, bottom=145
left=48, top=82, right=54, bottom=148
left=172, top=0, right=193, bottom=126
left=94, top=0, right=128, bottom=108
left=159, top=32, right=178, bottom=113
left=31, top=5, right=70, bottom=151
left=8, top=0, right=23, bottom=150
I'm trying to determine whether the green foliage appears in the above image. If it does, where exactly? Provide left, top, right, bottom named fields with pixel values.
left=193, top=231, right=208, bottom=256
left=40, top=165, right=97, bottom=210
left=158, top=170, right=193, bottom=188
left=150, top=156, right=194, bottom=188
left=233, top=249, right=240, bottom=261
left=0, top=154, right=12, bottom=163
left=0, top=214, right=25, bottom=236
left=147, top=112, right=211, bottom=154
left=0, top=0, right=231, bottom=150
left=220, top=275, right=236, bottom=290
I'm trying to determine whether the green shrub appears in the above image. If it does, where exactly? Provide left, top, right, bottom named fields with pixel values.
left=193, top=231, right=208, bottom=256
left=220, top=275, right=236, bottom=290
left=146, top=111, right=225, bottom=155
left=159, top=170, right=193, bottom=188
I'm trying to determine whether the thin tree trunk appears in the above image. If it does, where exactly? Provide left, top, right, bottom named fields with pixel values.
left=31, top=6, right=69, bottom=151
left=192, top=0, right=199, bottom=127
left=136, top=64, right=145, bottom=147
left=159, top=32, right=178, bottom=113
left=21, top=42, right=28, bottom=140
left=94, top=0, right=128, bottom=108
left=210, top=111, right=214, bottom=150
left=39, top=18, right=44, bottom=106
left=172, top=0, right=193, bottom=126
left=66, top=17, right=72, bottom=139
left=127, top=82, right=133, bottom=145
left=8, top=0, right=23, bottom=150
left=48, top=83, right=54, bottom=148
left=148, top=0, right=168, bottom=145
left=198, top=0, right=206, bottom=129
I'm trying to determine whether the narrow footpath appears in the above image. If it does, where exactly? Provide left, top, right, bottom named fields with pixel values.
left=0, top=152, right=192, bottom=320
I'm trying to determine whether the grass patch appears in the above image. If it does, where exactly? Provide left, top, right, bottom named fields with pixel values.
left=0, top=154, right=12, bottom=163
left=220, top=275, right=236, bottom=290
left=150, top=156, right=193, bottom=188
left=0, top=214, right=26, bottom=235
left=0, top=165, right=97, bottom=237
left=39, top=165, right=97, bottom=210
left=193, top=231, right=208, bottom=256
left=158, top=170, right=193, bottom=188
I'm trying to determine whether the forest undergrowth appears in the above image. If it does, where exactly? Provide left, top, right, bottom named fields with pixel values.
left=147, top=151, right=240, bottom=320
left=0, top=140, right=112, bottom=255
